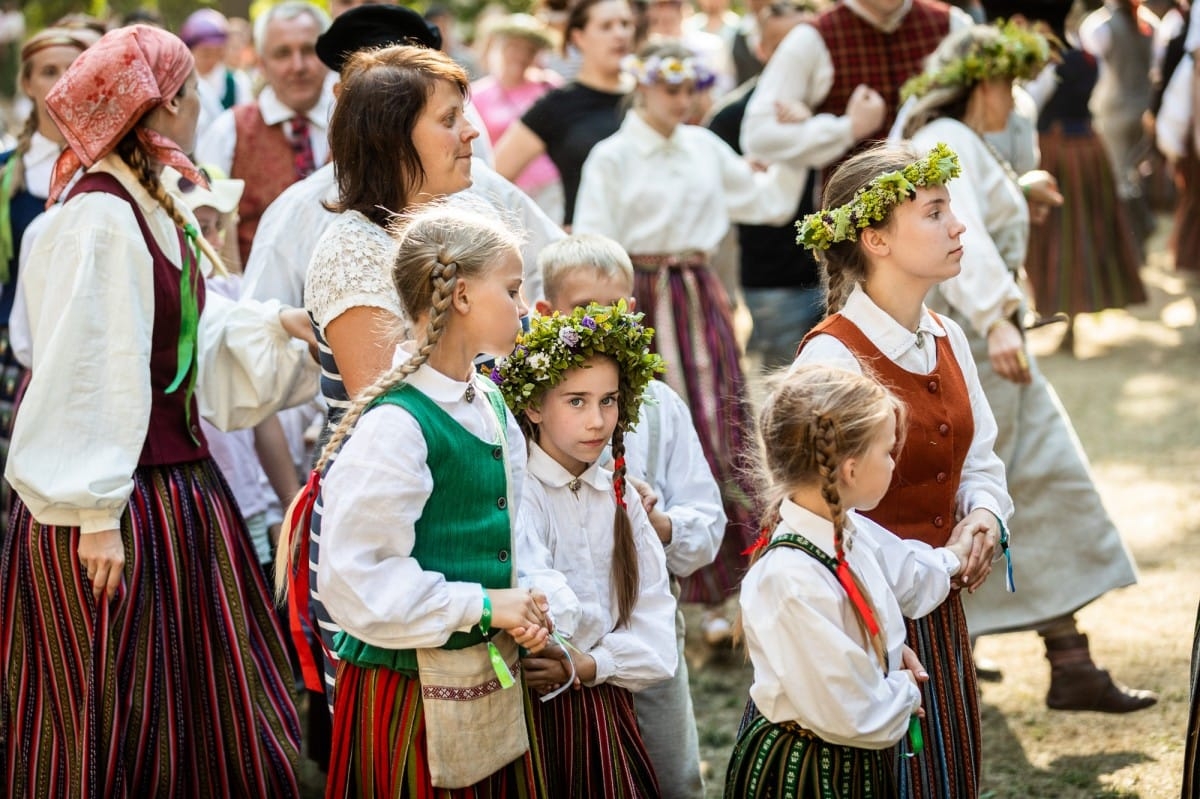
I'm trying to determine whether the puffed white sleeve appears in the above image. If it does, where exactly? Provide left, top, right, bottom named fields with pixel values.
left=650, top=386, right=726, bottom=578
left=588, top=490, right=678, bottom=692
left=710, top=129, right=805, bottom=226
left=5, top=201, right=154, bottom=534
left=318, top=404, right=488, bottom=648
left=572, top=145, right=623, bottom=240
left=196, top=289, right=320, bottom=432
left=740, top=24, right=854, bottom=169
left=854, top=514, right=957, bottom=620
left=515, top=479, right=583, bottom=639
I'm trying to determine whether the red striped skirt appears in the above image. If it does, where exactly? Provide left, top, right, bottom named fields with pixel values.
left=1025, top=126, right=1147, bottom=316
left=327, top=660, right=546, bottom=798
left=530, top=681, right=660, bottom=798
left=630, top=253, right=756, bottom=605
left=1, top=459, right=301, bottom=798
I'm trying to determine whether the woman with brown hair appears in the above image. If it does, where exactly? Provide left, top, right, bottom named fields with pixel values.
left=1, top=24, right=317, bottom=797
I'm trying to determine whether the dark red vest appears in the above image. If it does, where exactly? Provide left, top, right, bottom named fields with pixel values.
left=801, top=312, right=972, bottom=547
left=815, top=0, right=952, bottom=168
left=230, top=103, right=300, bottom=266
left=67, top=173, right=210, bottom=466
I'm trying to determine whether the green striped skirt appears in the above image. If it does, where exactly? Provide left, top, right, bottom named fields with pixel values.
left=725, top=715, right=893, bottom=798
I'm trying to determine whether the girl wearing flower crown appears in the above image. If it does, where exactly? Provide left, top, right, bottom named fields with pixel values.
left=792, top=141, right=1012, bottom=799
left=496, top=303, right=677, bottom=798
left=573, top=38, right=806, bottom=645
left=726, top=364, right=977, bottom=799
left=305, top=205, right=567, bottom=796
left=900, top=22, right=1155, bottom=718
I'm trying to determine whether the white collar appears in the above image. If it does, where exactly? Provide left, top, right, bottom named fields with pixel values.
left=392, top=345, right=484, bottom=405
left=776, top=499, right=863, bottom=559
left=527, top=441, right=612, bottom=492
left=257, top=83, right=333, bottom=129
left=621, top=110, right=685, bottom=157
left=843, top=0, right=914, bottom=33
left=25, top=132, right=61, bottom=168
left=842, top=284, right=945, bottom=359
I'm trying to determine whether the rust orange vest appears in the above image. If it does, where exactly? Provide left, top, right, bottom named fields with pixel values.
left=230, top=103, right=300, bottom=265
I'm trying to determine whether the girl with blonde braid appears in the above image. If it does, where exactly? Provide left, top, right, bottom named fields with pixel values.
left=495, top=304, right=677, bottom=797
left=309, top=206, right=568, bottom=796
left=726, top=364, right=975, bottom=799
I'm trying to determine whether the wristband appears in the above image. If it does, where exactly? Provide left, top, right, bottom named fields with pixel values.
left=480, top=588, right=493, bottom=635
left=988, top=511, right=1016, bottom=594
left=480, top=588, right=515, bottom=689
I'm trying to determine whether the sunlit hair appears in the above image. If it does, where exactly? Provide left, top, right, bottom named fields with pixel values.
left=252, top=1, right=330, bottom=54
left=539, top=233, right=634, bottom=307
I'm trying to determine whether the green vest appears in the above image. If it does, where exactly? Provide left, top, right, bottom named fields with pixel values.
left=335, top=381, right=514, bottom=675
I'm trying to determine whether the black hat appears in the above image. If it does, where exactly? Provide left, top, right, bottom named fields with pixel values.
left=980, top=0, right=1073, bottom=38
left=316, top=4, right=443, bottom=73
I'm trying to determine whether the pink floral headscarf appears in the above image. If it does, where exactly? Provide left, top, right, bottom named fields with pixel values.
left=44, top=24, right=206, bottom=205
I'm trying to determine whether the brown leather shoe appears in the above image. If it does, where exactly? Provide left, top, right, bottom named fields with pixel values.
left=1044, top=633, right=1158, bottom=713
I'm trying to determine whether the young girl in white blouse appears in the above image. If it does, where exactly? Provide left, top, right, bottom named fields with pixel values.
left=308, top=206, right=566, bottom=796
left=573, top=38, right=806, bottom=645
left=495, top=304, right=677, bottom=798
left=727, top=364, right=976, bottom=799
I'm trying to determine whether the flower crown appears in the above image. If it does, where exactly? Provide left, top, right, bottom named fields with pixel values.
left=621, top=53, right=717, bottom=91
left=796, top=142, right=962, bottom=251
left=899, top=19, right=1058, bottom=103
left=491, top=301, right=665, bottom=431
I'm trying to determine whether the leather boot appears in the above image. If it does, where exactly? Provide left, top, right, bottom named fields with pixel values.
left=1044, top=633, right=1158, bottom=713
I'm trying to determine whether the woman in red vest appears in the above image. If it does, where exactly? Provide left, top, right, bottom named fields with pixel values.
left=793, top=141, right=1012, bottom=799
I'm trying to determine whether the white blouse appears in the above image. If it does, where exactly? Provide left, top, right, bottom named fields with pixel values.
left=573, top=111, right=804, bottom=255
left=318, top=358, right=577, bottom=650
left=6, top=155, right=319, bottom=534
left=795, top=285, right=1013, bottom=527
left=517, top=443, right=677, bottom=692
left=304, top=209, right=406, bottom=338
left=741, top=499, right=959, bottom=748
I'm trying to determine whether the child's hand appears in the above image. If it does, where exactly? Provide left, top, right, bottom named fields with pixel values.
left=490, top=587, right=551, bottom=633
left=900, top=645, right=928, bottom=718
left=522, top=645, right=573, bottom=693
left=509, top=624, right=551, bottom=654
left=630, top=477, right=673, bottom=545
left=948, top=509, right=998, bottom=592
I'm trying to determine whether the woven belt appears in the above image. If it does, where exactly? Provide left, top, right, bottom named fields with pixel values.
left=778, top=720, right=819, bottom=739
left=629, top=251, right=708, bottom=272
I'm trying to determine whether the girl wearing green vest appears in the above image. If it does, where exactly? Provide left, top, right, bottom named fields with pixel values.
left=313, top=206, right=574, bottom=797
left=494, top=304, right=677, bottom=797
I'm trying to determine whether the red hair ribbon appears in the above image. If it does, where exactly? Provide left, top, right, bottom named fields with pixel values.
left=836, top=560, right=881, bottom=637
left=742, top=527, right=772, bottom=557
left=613, top=456, right=627, bottom=509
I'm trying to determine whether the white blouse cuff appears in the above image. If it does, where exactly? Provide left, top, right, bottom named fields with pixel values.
left=78, top=507, right=125, bottom=535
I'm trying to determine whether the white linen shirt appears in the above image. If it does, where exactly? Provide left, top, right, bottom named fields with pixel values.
left=7, top=155, right=319, bottom=534
left=742, top=500, right=959, bottom=748
left=318, top=359, right=577, bottom=649
left=573, top=111, right=804, bottom=255
left=517, top=443, right=677, bottom=692
left=240, top=160, right=560, bottom=307
left=194, top=84, right=334, bottom=178
left=740, top=1, right=971, bottom=169
left=795, top=284, right=1013, bottom=526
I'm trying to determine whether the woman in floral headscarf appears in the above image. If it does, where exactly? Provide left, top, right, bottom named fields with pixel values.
left=0, top=25, right=317, bottom=797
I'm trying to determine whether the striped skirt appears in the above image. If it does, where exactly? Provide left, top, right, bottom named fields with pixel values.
left=1173, top=149, right=1200, bottom=274
left=725, top=714, right=892, bottom=798
left=0, top=325, right=28, bottom=537
left=631, top=254, right=756, bottom=605
left=892, top=592, right=980, bottom=799
left=530, top=681, right=660, bottom=798
left=1024, top=126, right=1146, bottom=317
left=327, top=661, right=547, bottom=798
left=1, top=459, right=301, bottom=798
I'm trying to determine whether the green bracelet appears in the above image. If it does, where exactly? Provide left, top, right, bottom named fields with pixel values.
left=480, top=589, right=492, bottom=635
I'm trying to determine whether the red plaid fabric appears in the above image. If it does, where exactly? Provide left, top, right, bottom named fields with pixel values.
left=815, top=0, right=952, bottom=166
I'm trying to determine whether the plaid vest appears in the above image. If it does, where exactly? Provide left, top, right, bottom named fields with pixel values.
left=815, top=0, right=952, bottom=167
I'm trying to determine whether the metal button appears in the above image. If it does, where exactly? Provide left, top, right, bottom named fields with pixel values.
left=498, top=549, right=509, bottom=563
left=938, top=423, right=950, bottom=436
left=933, top=515, right=945, bottom=528
left=497, top=496, right=507, bottom=510
left=492, top=446, right=503, bottom=460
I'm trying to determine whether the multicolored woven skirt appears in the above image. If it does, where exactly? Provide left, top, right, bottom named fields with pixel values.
left=631, top=253, right=756, bottom=605
left=725, top=714, right=892, bottom=798
left=327, top=661, right=547, bottom=798
left=530, top=681, right=660, bottom=798
left=1025, top=125, right=1146, bottom=316
left=1173, top=149, right=1200, bottom=275
left=1, top=459, right=301, bottom=798
left=892, top=592, right=980, bottom=799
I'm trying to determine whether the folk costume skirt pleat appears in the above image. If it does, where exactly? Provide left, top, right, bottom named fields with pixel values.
left=725, top=715, right=892, bottom=799
left=1024, top=125, right=1146, bottom=316
left=0, top=325, right=27, bottom=537
left=892, top=593, right=980, bottom=799
left=530, top=681, right=660, bottom=798
left=631, top=255, right=756, bottom=605
left=327, top=661, right=547, bottom=799
left=1, top=459, right=301, bottom=798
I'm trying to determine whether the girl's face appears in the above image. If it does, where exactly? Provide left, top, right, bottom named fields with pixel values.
left=458, top=248, right=528, bottom=357
left=571, top=1, right=634, bottom=73
left=21, top=44, right=84, bottom=123
left=840, top=412, right=897, bottom=512
left=638, top=80, right=697, bottom=137
left=873, top=185, right=966, bottom=286
left=193, top=205, right=223, bottom=249
left=527, top=356, right=620, bottom=476
left=410, top=79, right=479, bottom=202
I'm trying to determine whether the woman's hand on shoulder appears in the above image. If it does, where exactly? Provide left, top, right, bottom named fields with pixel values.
left=77, top=529, right=125, bottom=601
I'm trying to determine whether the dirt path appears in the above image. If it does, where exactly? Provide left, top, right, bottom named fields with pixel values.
left=687, top=226, right=1200, bottom=798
